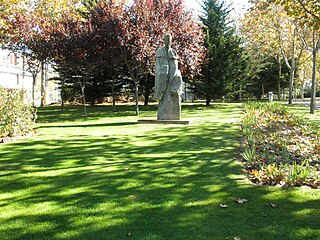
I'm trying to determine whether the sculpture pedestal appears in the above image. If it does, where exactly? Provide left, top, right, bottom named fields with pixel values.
left=137, top=119, right=193, bottom=125
left=157, top=91, right=181, bottom=121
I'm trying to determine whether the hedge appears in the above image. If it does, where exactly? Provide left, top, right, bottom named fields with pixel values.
left=0, top=87, right=35, bottom=138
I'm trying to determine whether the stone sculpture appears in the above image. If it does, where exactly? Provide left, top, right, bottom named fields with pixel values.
left=154, top=34, right=182, bottom=120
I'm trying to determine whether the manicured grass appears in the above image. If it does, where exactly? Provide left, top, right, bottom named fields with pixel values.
left=286, top=104, right=320, bottom=123
left=0, top=103, right=319, bottom=240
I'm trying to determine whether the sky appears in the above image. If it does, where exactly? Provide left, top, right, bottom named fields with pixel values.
left=185, top=0, right=251, bottom=20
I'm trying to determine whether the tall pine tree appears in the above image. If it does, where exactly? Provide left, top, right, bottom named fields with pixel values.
left=195, top=0, right=247, bottom=104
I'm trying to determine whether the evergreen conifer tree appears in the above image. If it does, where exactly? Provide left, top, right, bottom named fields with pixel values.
left=195, top=0, right=248, bottom=104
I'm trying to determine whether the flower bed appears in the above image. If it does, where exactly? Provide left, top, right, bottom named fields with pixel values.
left=241, top=102, right=320, bottom=188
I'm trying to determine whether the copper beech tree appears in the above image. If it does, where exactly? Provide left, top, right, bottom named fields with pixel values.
left=61, top=0, right=205, bottom=115
left=119, top=0, right=205, bottom=115
left=2, top=0, right=205, bottom=115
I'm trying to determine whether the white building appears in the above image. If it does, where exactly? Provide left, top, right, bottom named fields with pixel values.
left=0, top=49, right=60, bottom=106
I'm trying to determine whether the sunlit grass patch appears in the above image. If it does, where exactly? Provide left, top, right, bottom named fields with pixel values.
left=0, top=103, right=319, bottom=240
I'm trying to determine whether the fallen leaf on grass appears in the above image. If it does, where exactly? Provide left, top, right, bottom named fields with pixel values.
left=235, top=198, right=248, bottom=204
left=305, top=179, right=320, bottom=189
left=250, top=169, right=260, bottom=176
left=269, top=203, right=277, bottom=208
left=219, top=204, right=229, bottom=208
left=128, top=195, right=135, bottom=199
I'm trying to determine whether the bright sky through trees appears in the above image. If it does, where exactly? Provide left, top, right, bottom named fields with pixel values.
left=186, top=0, right=251, bottom=19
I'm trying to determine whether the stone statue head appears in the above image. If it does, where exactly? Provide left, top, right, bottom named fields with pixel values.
left=164, top=34, right=172, bottom=48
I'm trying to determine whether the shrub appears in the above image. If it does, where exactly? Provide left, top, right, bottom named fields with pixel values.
left=0, top=87, right=35, bottom=138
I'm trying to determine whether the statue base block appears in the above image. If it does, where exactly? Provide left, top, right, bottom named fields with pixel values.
left=137, top=119, right=193, bottom=125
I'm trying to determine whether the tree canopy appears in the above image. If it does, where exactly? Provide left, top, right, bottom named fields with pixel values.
left=241, top=0, right=320, bottom=107
left=1, top=0, right=206, bottom=113
left=194, top=0, right=248, bottom=104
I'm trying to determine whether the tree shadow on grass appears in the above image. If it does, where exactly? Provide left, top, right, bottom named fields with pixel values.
left=36, top=103, right=241, bottom=124
left=37, top=121, right=138, bottom=129
left=0, top=114, right=319, bottom=240
left=36, top=105, right=158, bottom=124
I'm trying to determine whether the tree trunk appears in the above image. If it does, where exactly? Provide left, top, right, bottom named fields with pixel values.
left=206, top=96, right=211, bottom=106
left=144, top=74, right=152, bottom=106
left=78, top=76, right=87, bottom=117
left=32, top=74, right=36, bottom=108
left=288, top=67, right=295, bottom=104
left=40, top=61, right=45, bottom=107
left=81, top=86, right=87, bottom=116
left=123, top=55, right=139, bottom=116
left=310, top=47, right=317, bottom=114
left=288, top=31, right=296, bottom=105
left=112, top=78, right=116, bottom=109
left=134, top=80, right=139, bottom=116
left=278, top=57, right=282, bottom=101
left=61, top=80, right=65, bottom=112
left=144, top=86, right=150, bottom=106
left=301, top=84, right=304, bottom=99
left=184, top=79, right=187, bottom=102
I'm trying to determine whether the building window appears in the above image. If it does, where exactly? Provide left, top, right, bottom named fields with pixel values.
left=2, top=54, right=7, bottom=64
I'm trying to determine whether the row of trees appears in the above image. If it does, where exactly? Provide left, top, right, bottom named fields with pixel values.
left=240, top=0, right=320, bottom=113
left=0, top=0, right=255, bottom=111
left=3, top=0, right=317, bottom=114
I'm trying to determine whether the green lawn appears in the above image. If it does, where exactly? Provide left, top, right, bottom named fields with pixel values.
left=287, top=104, right=320, bottom=123
left=0, top=103, right=319, bottom=240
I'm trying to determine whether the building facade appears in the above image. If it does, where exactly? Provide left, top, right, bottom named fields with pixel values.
left=0, top=49, right=60, bottom=106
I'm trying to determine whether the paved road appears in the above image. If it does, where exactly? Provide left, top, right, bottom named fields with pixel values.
left=284, top=100, right=320, bottom=112
left=291, top=100, right=320, bottom=109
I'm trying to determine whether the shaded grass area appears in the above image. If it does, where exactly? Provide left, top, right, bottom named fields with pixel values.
left=0, top=103, right=319, bottom=240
